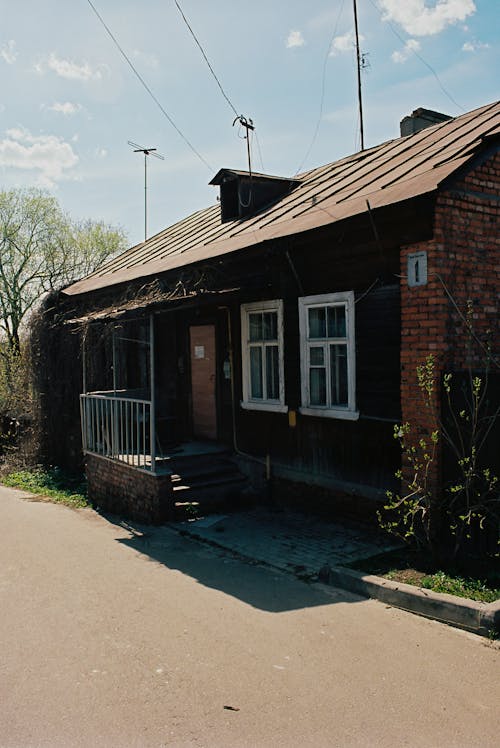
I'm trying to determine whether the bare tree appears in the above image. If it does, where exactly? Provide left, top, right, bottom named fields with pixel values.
left=0, top=188, right=126, bottom=354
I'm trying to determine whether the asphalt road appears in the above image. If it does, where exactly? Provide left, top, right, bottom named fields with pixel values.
left=0, top=485, right=499, bottom=747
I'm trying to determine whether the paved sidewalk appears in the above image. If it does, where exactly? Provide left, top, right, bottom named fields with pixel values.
left=168, top=508, right=500, bottom=638
left=169, top=507, right=399, bottom=580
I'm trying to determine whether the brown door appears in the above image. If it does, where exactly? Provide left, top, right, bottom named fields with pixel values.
left=189, top=324, right=217, bottom=440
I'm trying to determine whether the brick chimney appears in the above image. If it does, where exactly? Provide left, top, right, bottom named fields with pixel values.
left=400, top=107, right=452, bottom=136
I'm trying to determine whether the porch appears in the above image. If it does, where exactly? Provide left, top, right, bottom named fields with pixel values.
left=77, top=302, right=245, bottom=521
left=82, top=434, right=247, bottom=524
left=80, top=296, right=235, bottom=456
left=80, top=390, right=234, bottom=475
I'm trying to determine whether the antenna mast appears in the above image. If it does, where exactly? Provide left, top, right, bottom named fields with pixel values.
left=233, top=115, right=255, bottom=177
left=128, top=141, right=165, bottom=241
left=352, top=0, right=365, bottom=150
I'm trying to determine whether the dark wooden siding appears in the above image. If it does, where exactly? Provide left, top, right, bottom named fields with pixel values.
left=356, top=284, right=401, bottom=420
left=50, top=201, right=430, bottom=491
left=142, top=226, right=401, bottom=492
left=225, top=224, right=403, bottom=492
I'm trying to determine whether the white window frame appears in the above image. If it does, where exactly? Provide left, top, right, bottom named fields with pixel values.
left=298, top=291, right=358, bottom=420
left=240, top=299, right=287, bottom=413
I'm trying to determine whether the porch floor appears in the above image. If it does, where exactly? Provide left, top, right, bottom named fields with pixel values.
left=111, top=441, right=231, bottom=475
left=160, top=441, right=230, bottom=459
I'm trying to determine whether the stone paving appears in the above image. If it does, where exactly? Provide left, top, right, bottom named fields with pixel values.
left=170, top=507, right=400, bottom=579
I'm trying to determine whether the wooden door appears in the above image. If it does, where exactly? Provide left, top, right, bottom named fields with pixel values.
left=189, top=325, right=217, bottom=440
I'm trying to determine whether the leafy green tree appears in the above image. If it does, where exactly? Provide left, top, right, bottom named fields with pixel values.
left=0, top=187, right=126, bottom=354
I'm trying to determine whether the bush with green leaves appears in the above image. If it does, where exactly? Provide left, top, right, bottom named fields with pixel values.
left=379, top=353, right=499, bottom=565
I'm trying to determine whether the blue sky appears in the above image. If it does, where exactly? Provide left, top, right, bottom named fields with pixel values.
left=1, top=1, right=498, bottom=247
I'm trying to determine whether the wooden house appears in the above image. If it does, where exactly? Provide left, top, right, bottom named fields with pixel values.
left=49, top=101, right=499, bottom=523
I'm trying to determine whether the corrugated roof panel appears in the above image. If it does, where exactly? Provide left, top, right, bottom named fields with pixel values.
left=64, top=101, right=500, bottom=297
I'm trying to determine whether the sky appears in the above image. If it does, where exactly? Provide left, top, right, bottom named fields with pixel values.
left=1, top=1, right=498, bottom=248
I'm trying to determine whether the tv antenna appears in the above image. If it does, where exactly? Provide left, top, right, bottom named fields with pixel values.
left=128, top=141, right=165, bottom=242
left=352, top=0, right=365, bottom=150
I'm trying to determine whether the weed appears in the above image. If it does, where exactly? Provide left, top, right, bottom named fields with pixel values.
left=419, top=571, right=499, bottom=603
left=2, top=467, right=88, bottom=508
left=350, top=548, right=499, bottom=602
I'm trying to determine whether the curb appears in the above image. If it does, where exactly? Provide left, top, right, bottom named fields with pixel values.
left=170, top=520, right=500, bottom=638
left=323, top=565, right=500, bottom=638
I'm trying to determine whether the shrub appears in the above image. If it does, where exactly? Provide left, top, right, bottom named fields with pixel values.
left=379, top=354, right=499, bottom=566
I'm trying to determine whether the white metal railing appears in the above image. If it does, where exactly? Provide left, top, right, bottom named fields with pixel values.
left=80, top=392, right=156, bottom=471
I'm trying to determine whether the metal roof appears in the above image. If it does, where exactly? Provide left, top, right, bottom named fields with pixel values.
left=65, top=101, right=500, bottom=297
left=209, top=168, right=296, bottom=185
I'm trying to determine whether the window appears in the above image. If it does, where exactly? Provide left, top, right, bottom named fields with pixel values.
left=298, top=292, right=358, bottom=420
left=241, top=300, right=287, bottom=412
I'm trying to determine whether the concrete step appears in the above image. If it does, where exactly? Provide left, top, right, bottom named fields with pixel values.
left=167, top=449, right=251, bottom=521
left=170, top=462, right=237, bottom=484
left=171, top=469, right=245, bottom=491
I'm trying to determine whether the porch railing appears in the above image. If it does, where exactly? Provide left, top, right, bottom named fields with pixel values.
left=80, top=392, right=155, bottom=471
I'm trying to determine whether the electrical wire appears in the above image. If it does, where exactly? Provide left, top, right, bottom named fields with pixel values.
left=366, top=0, right=465, bottom=113
left=254, top=130, right=266, bottom=172
left=173, top=0, right=239, bottom=119
left=294, top=0, right=347, bottom=175
left=173, top=1, right=263, bottom=176
left=86, top=0, right=213, bottom=171
left=433, top=273, right=500, bottom=369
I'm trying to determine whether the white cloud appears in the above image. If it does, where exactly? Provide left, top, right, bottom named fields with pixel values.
left=1, top=40, right=17, bottom=65
left=330, top=30, right=364, bottom=56
left=392, top=38, right=421, bottom=63
left=286, top=30, right=305, bottom=48
left=378, top=0, right=476, bottom=37
left=95, top=148, right=108, bottom=158
left=132, top=49, right=159, bottom=68
left=0, top=127, right=78, bottom=187
left=47, top=101, right=82, bottom=116
left=462, top=39, right=489, bottom=52
left=36, top=52, right=102, bottom=81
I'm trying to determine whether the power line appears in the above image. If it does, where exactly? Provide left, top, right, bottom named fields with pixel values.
left=173, top=0, right=239, bottom=118
left=254, top=130, right=266, bottom=172
left=86, top=0, right=213, bottom=171
left=295, top=0, right=347, bottom=174
left=366, top=0, right=465, bottom=113
left=173, top=1, right=264, bottom=172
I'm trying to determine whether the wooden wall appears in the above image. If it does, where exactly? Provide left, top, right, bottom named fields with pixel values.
left=148, top=203, right=426, bottom=493
left=48, top=197, right=433, bottom=494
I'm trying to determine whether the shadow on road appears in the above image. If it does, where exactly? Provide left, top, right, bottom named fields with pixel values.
left=107, top=516, right=361, bottom=613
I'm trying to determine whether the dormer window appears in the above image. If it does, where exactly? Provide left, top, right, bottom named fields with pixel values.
left=210, top=169, right=300, bottom=222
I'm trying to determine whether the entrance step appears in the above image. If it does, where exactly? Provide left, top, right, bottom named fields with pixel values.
left=167, top=449, right=250, bottom=520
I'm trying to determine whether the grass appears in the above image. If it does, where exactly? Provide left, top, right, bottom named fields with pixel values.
left=350, top=548, right=500, bottom=603
left=418, top=571, right=499, bottom=603
left=2, top=467, right=89, bottom=509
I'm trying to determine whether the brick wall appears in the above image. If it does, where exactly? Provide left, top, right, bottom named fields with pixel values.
left=400, top=149, right=500, bottom=489
left=85, top=453, right=174, bottom=524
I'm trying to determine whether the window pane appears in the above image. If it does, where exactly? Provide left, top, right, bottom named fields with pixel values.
left=249, top=313, right=263, bottom=342
left=265, top=345, right=279, bottom=400
left=308, top=307, right=326, bottom=338
left=330, top=344, right=348, bottom=405
left=309, top=346, right=324, bottom=366
left=310, top=368, right=326, bottom=405
left=250, top=346, right=263, bottom=398
left=327, top=306, right=346, bottom=338
left=263, top=312, right=278, bottom=341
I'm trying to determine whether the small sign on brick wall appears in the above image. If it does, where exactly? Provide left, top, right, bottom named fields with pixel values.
left=407, top=250, right=428, bottom=287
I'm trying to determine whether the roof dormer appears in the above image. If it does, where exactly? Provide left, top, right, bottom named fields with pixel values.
left=210, top=169, right=300, bottom=222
